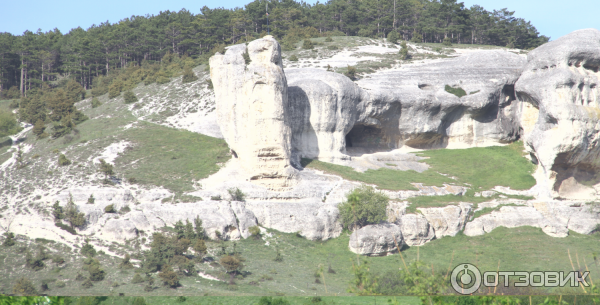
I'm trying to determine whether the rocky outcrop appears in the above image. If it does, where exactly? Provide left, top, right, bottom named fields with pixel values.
left=418, top=203, right=472, bottom=238
left=348, top=223, right=403, bottom=255
left=209, top=36, right=296, bottom=188
left=356, top=50, right=526, bottom=150
left=515, top=28, right=600, bottom=199
left=397, top=214, right=436, bottom=246
left=287, top=68, right=367, bottom=163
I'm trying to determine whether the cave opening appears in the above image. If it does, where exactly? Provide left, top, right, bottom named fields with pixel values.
left=345, top=124, right=392, bottom=156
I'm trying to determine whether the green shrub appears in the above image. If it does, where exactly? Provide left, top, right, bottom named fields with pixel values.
left=182, top=66, right=198, bottom=83
left=344, top=65, right=357, bottom=80
left=210, top=195, right=222, bottom=201
left=82, top=279, right=93, bottom=288
left=289, top=55, right=299, bottom=62
left=325, top=36, right=333, bottom=42
left=399, top=41, right=410, bottom=60
left=228, top=187, right=245, bottom=201
left=0, top=109, right=22, bottom=137
left=248, top=226, right=261, bottom=239
left=327, top=45, right=338, bottom=50
left=108, top=82, right=122, bottom=99
left=302, top=39, right=314, bottom=50
left=387, top=31, right=400, bottom=44
left=55, top=281, right=66, bottom=288
left=242, top=50, right=252, bottom=65
left=357, top=28, right=372, bottom=38
left=158, top=265, right=180, bottom=288
left=58, top=154, right=71, bottom=166
left=104, top=204, right=116, bottom=213
left=91, top=98, right=101, bottom=108
left=55, top=222, right=77, bottom=235
left=123, top=90, right=138, bottom=104
left=444, top=85, right=467, bottom=98
left=411, top=30, right=423, bottom=43
left=80, top=240, right=96, bottom=257
left=9, top=99, right=19, bottom=108
left=132, top=273, right=145, bottom=284
left=2, top=232, right=15, bottom=247
left=443, top=36, right=452, bottom=46
left=87, top=194, right=95, bottom=204
left=120, top=205, right=131, bottom=213
left=119, top=254, right=134, bottom=269
left=12, top=278, right=38, bottom=295
left=338, top=185, right=389, bottom=230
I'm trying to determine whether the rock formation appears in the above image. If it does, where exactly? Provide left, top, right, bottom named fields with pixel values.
left=515, top=28, right=600, bottom=199
left=348, top=223, right=403, bottom=256
left=209, top=36, right=296, bottom=188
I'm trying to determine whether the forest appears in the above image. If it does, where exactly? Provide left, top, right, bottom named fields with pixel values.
left=0, top=0, right=549, bottom=99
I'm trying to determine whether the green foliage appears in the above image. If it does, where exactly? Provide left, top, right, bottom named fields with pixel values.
left=108, top=82, right=122, bottom=99
left=32, top=119, right=47, bottom=138
left=141, top=232, right=191, bottom=273
left=12, top=278, right=38, bottom=296
left=194, top=216, right=206, bottom=240
left=220, top=255, right=244, bottom=284
left=242, top=50, right=252, bottom=65
left=54, top=222, right=77, bottom=235
left=289, top=55, right=299, bottom=62
left=302, top=39, right=314, bottom=50
left=411, top=30, right=423, bottom=43
left=348, top=260, right=378, bottom=295
left=193, top=239, right=207, bottom=258
left=64, top=194, right=85, bottom=229
left=182, top=66, right=198, bottom=83
left=2, top=232, right=15, bottom=247
left=104, top=204, right=116, bottom=213
left=248, top=226, right=261, bottom=239
left=97, top=158, right=114, bottom=183
left=90, top=98, right=101, bottom=108
left=119, top=254, right=134, bottom=269
left=228, top=187, right=245, bottom=201
left=87, top=194, right=95, bottom=204
left=257, top=297, right=291, bottom=305
left=444, top=85, right=467, bottom=97
left=52, top=201, right=64, bottom=221
left=325, top=36, right=333, bottom=42
left=82, top=257, right=106, bottom=281
left=338, top=185, right=389, bottom=230
left=25, top=247, right=50, bottom=271
left=0, top=109, right=22, bottom=137
left=327, top=45, right=338, bottom=50
left=81, top=278, right=93, bottom=288
left=387, top=31, right=400, bottom=44
left=443, top=36, right=452, bottom=46
left=131, top=273, right=145, bottom=284
left=58, top=154, right=71, bottom=166
left=274, top=248, right=283, bottom=262
left=344, top=65, right=357, bottom=80
left=123, top=90, right=138, bottom=104
left=399, top=41, right=410, bottom=60
left=158, top=264, right=180, bottom=288
left=80, top=240, right=96, bottom=257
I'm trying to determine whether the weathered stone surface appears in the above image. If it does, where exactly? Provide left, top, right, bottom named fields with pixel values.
left=418, top=203, right=472, bottom=238
left=515, top=28, right=600, bottom=199
left=348, top=223, right=403, bottom=255
left=286, top=68, right=366, bottom=163
left=464, top=206, right=556, bottom=236
left=101, top=219, right=138, bottom=241
left=210, top=36, right=296, bottom=188
left=356, top=50, right=526, bottom=150
left=397, top=214, right=435, bottom=246
left=245, top=200, right=342, bottom=241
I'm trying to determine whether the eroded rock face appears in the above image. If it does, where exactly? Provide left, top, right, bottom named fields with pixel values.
left=418, top=203, right=472, bottom=238
left=286, top=68, right=367, bottom=163
left=356, top=50, right=526, bottom=150
left=348, top=223, right=403, bottom=256
left=515, top=29, right=600, bottom=199
left=210, top=36, right=296, bottom=188
left=397, top=214, right=436, bottom=246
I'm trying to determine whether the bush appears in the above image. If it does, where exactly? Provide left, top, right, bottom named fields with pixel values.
left=132, top=273, right=145, bottom=284
left=2, top=232, right=15, bottom=247
left=55, top=222, right=77, bottom=235
left=443, top=36, right=452, bottom=46
left=0, top=109, right=22, bottom=137
left=91, top=98, right=101, bottom=108
left=288, top=55, right=299, bottom=62
left=220, top=255, right=243, bottom=284
left=132, top=297, right=147, bottom=305
left=248, top=226, right=261, bottom=239
left=411, top=30, right=423, bottom=43
left=82, top=278, right=93, bottom=288
left=81, top=240, right=96, bottom=257
left=344, top=65, right=357, bottom=80
left=444, top=85, right=467, bottom=98
left=182, top=66, right=198, bottom=83
left=123, top=90, right=138, bottom=104
left=357, top=28, right=372, bottom=38
left=12, top=278, right=38, bottom=295
left=108, top=82, right=122, bottom=99
left=399, top=41, right=410, bottom=60
left=158, top=265, right=180, bottom=288
left=228, top=187, right=245, bottom=201
left=120, top=205, right=131, bottom=213
left=302, top=39, right=314, bottom=49
left=193, top=239, right=207, bottom=257
left=104, top=204, right=116, bottom=213
left=387, top=31, right=400, bottom=44
left=327, top=45, right=338, bottom=50
left=325, top=36, right=333, bottom=42
left=258, top=297, right=291, bottom=305
left=338, top=185, right=389, bottom=230
left=119, top=254, right=134, bottom=269
left=58, top=154, right=71, bottom=166
left=98, top=159, right=114, bottom=183
left=87, top=194, right=95, bottom=204
left=242, top=50, right=252, bottom=65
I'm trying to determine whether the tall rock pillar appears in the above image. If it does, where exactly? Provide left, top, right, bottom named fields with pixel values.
left=210, top=36, right=296, bottom=188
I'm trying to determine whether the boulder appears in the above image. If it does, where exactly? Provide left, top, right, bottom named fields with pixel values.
left=397, top=214, right=435, bottom=246
left=348, top=223, right=403, bottom=256
left=418, top=203, right=472, bottom=238
left=210, top=36, right=296, bottom=189
left=515, top=28, right=600, bottom=199
left=245, top=200, right=342, bottom=241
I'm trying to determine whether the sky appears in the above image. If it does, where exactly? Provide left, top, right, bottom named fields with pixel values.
left=0, top=0, right=598, bottom=41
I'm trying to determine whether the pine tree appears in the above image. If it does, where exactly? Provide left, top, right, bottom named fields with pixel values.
left=64, top=193, right=85, bottom=229
left=32, top=119, right=47, bottom=138
left=182, top=66, right=198, bottom=83
left=98, top=159, right=114, bottom=183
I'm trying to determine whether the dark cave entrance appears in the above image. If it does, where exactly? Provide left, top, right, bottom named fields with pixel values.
left=345, top=124, right=392, bottom=155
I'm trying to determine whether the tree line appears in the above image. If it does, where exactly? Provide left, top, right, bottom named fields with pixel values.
left=0, top=0, right=549, bottom=99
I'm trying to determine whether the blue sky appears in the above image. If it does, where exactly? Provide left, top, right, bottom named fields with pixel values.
left=0, top=0, right=598, bottom=41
